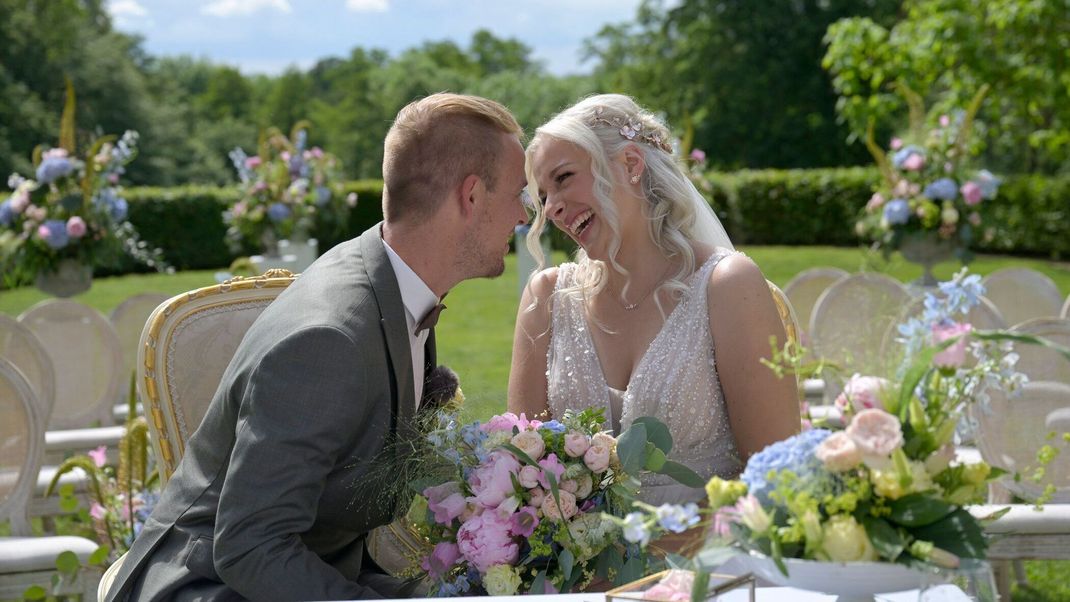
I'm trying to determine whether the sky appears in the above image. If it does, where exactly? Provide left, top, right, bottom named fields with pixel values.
left=106, top=0, right=652, bottom=76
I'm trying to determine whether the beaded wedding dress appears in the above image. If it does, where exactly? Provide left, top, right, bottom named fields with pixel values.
left=546, top=251, right=744, bottom=505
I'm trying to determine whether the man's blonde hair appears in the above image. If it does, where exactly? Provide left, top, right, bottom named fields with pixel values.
left=382, top=93, right=522, bottom=222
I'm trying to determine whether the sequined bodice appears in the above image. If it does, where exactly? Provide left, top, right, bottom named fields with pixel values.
left=546, top=253, right=743, bottom=504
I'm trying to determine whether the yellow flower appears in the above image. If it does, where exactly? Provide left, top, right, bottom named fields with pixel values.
left=821, top=515, right=877, bottom=562
left=705, top=477, right=746, bottom=509
left=871, top=469, right=906, bottom=500
left=484, top=565, right=522, bottom=596
left=961, top=462, right=991, bottom=486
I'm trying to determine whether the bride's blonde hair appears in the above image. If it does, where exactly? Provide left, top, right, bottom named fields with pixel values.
left=524, top=94, right=706, bottom=316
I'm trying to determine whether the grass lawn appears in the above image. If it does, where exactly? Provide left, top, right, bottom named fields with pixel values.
left=2, top=244, right=1070, bottom=600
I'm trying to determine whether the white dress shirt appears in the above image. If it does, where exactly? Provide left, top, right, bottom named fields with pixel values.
left=382, top=238, right=440, bottom=406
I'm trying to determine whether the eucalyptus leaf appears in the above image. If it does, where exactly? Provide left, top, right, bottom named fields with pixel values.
left=632, top=416, right=673, bottom=454
left=559, top=548, right=575, bottom=581
left=617, top=555, right=644, bottom=585
left=657, top=460, right=705, bottom=488
left=617, top=422, right=647, bottom=475
left=529, top=570, right=547, bottom=595
left=645, top=446, right=667, bottom=472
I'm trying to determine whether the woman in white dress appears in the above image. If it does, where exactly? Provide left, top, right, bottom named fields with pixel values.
left=508, top=94, right=799, bottom=506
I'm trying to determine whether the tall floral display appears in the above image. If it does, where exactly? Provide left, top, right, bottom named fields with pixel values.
left=0, top=82, right=166, bottom=295
left=225, top=122, right=353, bottom=269
left=855, top=86, right=999, bottom=286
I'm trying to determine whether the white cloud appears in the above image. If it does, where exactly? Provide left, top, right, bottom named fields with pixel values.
left=109, top=0, right=147, bottom=17
left=345, top=0, right=388, bottom=12
left=201, top=0, right=292, bottom=17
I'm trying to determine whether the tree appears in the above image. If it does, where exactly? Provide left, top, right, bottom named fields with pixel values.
left=824, top=0, right=1070, bottom=174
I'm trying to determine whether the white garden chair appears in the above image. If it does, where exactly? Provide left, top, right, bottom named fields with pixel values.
left=0, top=357, right=101, bottom=600
left=109, top=292, right=170, bottom=396
left=782, top=267, right=849, bottom=346
left=0, top=315, right=56, bottom=421
left=809, top=273, right=910, bottom=402
left=17, top=300, right=123, bottom=429
left=981, top=268, right=1063, bottom=327
left=1061, top=294, right=1070, bottom=319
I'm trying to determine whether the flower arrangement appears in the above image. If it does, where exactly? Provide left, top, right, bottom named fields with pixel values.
left=406, top=408, right=703, bottom=596
left=622, top=270, right=1069, bottom=587
left=0, top=83, right=166, bottom=288
left=856, top=86, right=1000, bottom=264
left=225, top=122, right=355, bottom=256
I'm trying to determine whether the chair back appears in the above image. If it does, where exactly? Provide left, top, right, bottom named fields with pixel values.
left=139, top=270, right=298, bottom=483
left=982, top=268, right=1063, bottom=326
left=0, top=314, right=56, bottom=421
left=0, top=357, right=45, bottom=536
left=810, top=273, right=910, bottom=393
left=879, top=294, right=1006, bottom=362
left=18, top=300, right=122, bottom=429
left=110, top=293, right=171, bottom=385
left=1009, top=318, right=1070, bottom=384
left=768, top=280, right=801, bottom=349
left=1061, top=294, right=1070, bottom=319
left=783, top=267, right=849, bottom=344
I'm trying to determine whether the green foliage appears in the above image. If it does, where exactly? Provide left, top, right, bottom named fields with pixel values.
left=823, top=0, right=1070, bottom=174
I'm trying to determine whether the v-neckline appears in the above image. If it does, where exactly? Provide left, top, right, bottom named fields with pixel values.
left=581, top=253, right=719, bottom=397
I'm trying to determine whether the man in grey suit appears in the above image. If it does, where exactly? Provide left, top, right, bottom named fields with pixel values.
left=105, top=93, right=530, bottom=601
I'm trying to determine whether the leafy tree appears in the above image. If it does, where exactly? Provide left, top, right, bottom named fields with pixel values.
left=824, top=0, right=1070, bottom=174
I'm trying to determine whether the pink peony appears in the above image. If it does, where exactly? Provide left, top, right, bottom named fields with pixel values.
left=456, top=511, right=519, bottom=574
left=815, top=432, right=862, bottom=472
left=510, top=430, right=545, bottom=461
left=509, top=505, right=539, bottom=537
left=66, top=216, right=87, bottom=238
left=846, top=408, right=904, bottom=459
left=563, top=431, right=591, bottom=458
left=540, top=489, right=578, bottom=521
left=424, top=481, right=467, bottom=525
left=903, top=154, right=925, bottom=171
left=835, top=374, right=890, bottom=414
left=537, top=453, right=566, bottom=489
left=932, top=322, right=973, bottom=368
left=88, top=445, right=107, bottom=467
left=518, top=465, right=541, bottom=489
left=480, top=412, right=541, bottom=433
left=961, top=181, right=983, bottom=206
left=584, top=443, right=611, bottom=473
left=421, top=541, right=461, bottom=579
left=468, top=451, right=521, bottom=509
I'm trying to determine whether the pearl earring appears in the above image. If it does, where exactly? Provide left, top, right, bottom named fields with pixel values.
left=630, top=174, right=640, bottom=184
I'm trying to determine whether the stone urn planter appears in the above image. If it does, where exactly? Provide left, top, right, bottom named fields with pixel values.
left=898, top=232, right=958, bottom=287
left=35, top=258, right=93, bottom=297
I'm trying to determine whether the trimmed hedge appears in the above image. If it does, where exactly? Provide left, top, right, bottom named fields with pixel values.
left=113, top=170, right=1068, bottom=275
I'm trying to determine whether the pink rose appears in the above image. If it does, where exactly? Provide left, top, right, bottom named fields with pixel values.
left=834, top=374, right=890, bottom=414
left=890, top=137, right=903, bottom=150
left=518, top=465, right=541, bottom=489
left=510, top=505, right=539, bottom=537
left=511, top=430, right=545, bottom=461
left=563, top=431, right=591, bottom=458
left=529, top=487, right=546, bottom=508
left=66, top=216, right=87, bottom=238
left=540, top=489, right=578, bottom=521
left=421, top=541, right=460, bottom=579
left=961, top=181, right=983, bottom=206
left=584, top=443, right=611, bottom=473
left=573, top=473, right=594, bottom=498
left=424, top=481, right=467, bottom=525
left=866, top=192, right=885, bottom=211
left=560, top=478, right=578, bottom=494
left=537, top=453, right=565, bottom=489
left=815, top=432, right=862, bottom=472
left=932, top=322, right=973, bottom=368
left=903, top=153, right=925, bottom=171
left=846, top=408, right=904, bottom=460
left=456, top=511, right=519, bottom=574
left=468, top=451, right=521, bottom=509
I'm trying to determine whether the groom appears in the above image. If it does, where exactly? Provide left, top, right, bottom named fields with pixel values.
left=105, top=93, right=530, bottom=601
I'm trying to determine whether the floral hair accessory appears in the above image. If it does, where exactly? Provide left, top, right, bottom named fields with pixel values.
left=588, top=106, right=673, bottom=153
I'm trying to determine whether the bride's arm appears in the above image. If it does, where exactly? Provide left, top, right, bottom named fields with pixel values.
left=707, top=254, right=801, bottom=460
left=507, top=267, right=558, bottom=418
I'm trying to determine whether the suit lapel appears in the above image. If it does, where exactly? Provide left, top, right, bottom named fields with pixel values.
left=358, top=226, right=417, bottom=439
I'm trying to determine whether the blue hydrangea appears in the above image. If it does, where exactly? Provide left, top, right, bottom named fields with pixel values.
left=267, top=202, right=292, bottom=222
left=295, top=129, right=308, bottom=152
left=883, top=198, right=911, bottom=225
left=93, top=188, right=129, bottom=222
left=289, top=155, right=309, bottom=179
left=892, top=145, right=924, bottom=169
left=315, top=185, right=331, bottom=206
left=35, top=156, right=74, bottom=184
left=741, top=429, right=832, bottom=504
left=975, top=170, right=1000, bottom=199
left=539, top=420, right=566, bottom=434
left=924, top=178, right=959, bottom=201
left=0, top=199, right=12, bottom=227
left=38, top=219, right=70, bottom=249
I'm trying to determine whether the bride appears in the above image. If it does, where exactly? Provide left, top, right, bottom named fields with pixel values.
left=508, top=94, right=799, bottom=506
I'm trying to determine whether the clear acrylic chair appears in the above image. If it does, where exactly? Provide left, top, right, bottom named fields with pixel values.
left=783, top=267, right=849, bottom=346
left=981, top=268, right=1064, bottom=327
left=109, top=293, right=170, bottom=395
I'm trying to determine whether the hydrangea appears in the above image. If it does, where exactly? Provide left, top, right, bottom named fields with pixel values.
left=37, top=219, right=70, bottom=250
left=267, top=202, right=292, bottom=223
left=923, top=178, right=958, bottom=201
left=740, top=429, right=833, bottom=504
left=0, top=199, right=12, bottom=227
left=540, top=420, right=567, bottom=434
left=883, top=199, right=911, bottom=225
left=35, top=152, right=75, bottom=184
left=891, top=145, right=924, bottom=169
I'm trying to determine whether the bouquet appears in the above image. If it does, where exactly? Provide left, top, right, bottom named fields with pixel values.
left=225, top=122, right=354, bottom=255
left=625, top=270, right=1069, bottom=581
left=0, top=83, right=166, bottom=287
left=856, top=86, right=1000, bottom=263
left=407, top=408, right=705, bottom=596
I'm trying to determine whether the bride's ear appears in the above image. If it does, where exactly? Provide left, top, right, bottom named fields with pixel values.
left=618, top=144, right=646, bottom=182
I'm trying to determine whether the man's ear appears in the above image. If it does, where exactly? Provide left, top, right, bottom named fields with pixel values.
left=458, top=173, right=482, bottom=219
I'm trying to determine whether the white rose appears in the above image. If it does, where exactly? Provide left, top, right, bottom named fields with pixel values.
left=511, top=430, right=546, bottom=461
left=821, top=514, right=877, bottom=562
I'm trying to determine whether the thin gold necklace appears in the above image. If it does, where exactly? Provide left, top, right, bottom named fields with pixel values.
left=620, top=261, right=674, bottom=311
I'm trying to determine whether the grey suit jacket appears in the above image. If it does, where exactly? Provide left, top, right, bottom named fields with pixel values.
left=105, top=226, right=429, bottom=601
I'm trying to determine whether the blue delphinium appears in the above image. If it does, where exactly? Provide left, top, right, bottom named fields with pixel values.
left=923, top=178, right=958, bottom=201
left=740, top=428, right=832, bottom=504
left=883, top=198, right=911, bottom=225
left=654, top=503, right=701, bottom=533
left=228, top=148, right=253, bottom=183
left=93, top=187, right=129, bottom=222
left=896, top=268, right=985, bottom=364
